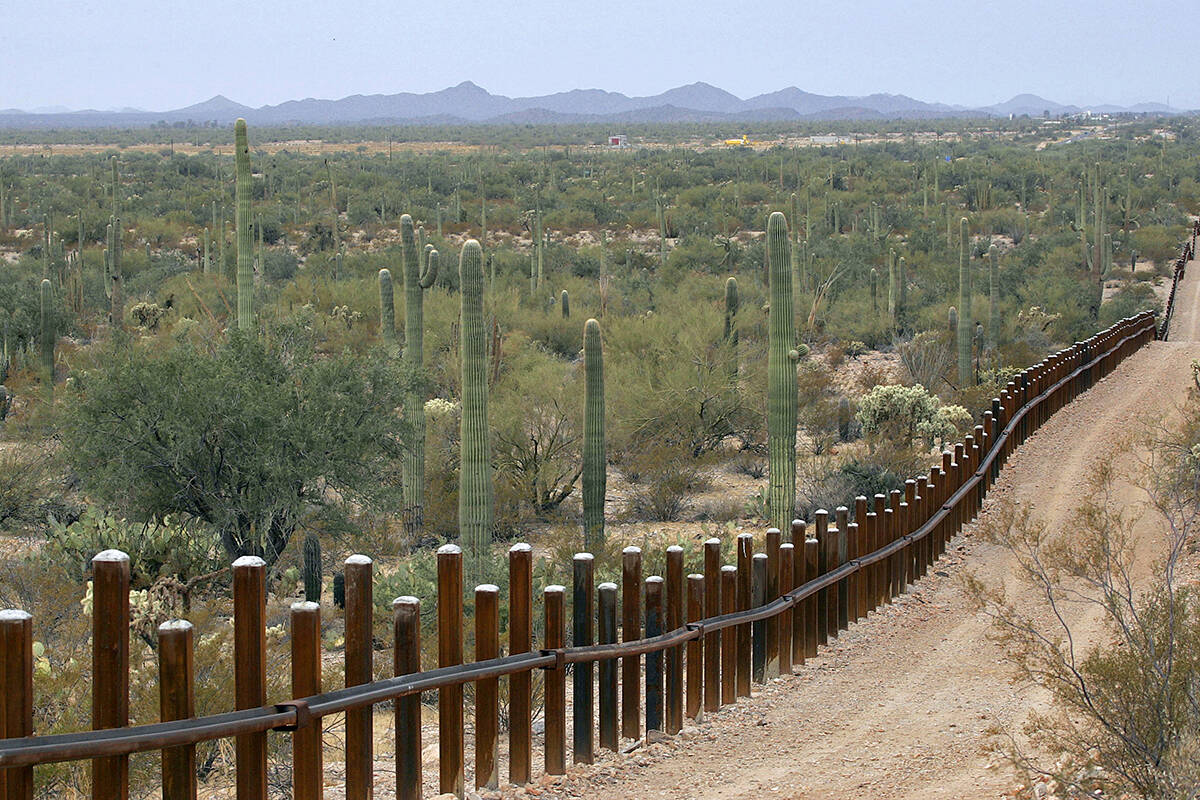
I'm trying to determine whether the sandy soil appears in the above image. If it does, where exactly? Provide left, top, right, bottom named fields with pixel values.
left=480, top=262, right=1200, bottom=800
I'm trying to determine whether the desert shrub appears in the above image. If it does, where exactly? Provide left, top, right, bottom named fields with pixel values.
left=857, top=383, right=970, bottom=450
left=622, top=442, right=711, bottom=522
left=898, top=330, right=955, bottom=393
left=262, top=248, right=298, bottom=282
left=0, top=447, right=63, bottom=529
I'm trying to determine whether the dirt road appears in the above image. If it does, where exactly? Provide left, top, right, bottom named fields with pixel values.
left=524, top=266, right=1200, bottom=800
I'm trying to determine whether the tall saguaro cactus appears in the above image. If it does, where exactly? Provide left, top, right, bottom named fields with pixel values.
left=39, top=278, right=53, bottom=394
left=459, top=239, right=493, bottom=580
left=401, top=215, right=438, bottom=534
left=582, top=318, right=606, bottom=549
left=766, top=212, right=797, bottom=531
left=234, top=119, right=253, bottom=331
left=724, top=276, right=739, bottom=379
left=988, top=244, right=999, bottom=348
left=109, top=158, right=123, bottom=331
left=378, top=268, right=396, bottom=343
left=957, top=218, right=972, bottom=387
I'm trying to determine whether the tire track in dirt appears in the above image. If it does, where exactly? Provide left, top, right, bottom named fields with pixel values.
left=525, top=264, right=1200, bottom=800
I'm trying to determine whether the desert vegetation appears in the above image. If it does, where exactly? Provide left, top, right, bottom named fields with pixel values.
left=0, top=115, right=1195, bottom=795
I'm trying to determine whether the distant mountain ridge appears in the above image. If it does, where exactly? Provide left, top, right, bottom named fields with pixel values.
left=0, top=82, right=1185, bottom=129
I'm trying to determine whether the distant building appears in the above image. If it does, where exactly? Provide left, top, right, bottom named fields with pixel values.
left=608, top=134, right=627, bottom=147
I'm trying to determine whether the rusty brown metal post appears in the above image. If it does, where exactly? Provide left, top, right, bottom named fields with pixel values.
left=437, top=544, right=464, bottom=797
left=158, top=620, right=196, bottom=800
left=751, top=554, right=768, bottom=684
left=685, top=574, right=704, bottom=720
left=702, top=538, right=721, bottom=713
left=598, top=582, right=619, bottom=750
left=803, top=536, right=819, bottom=658
left=665, top=546, right=684, bottom=734
left=789, top=520, right=806, bottom=665
left=290, top=602, right=322, bottom=800
left=232, top=555, right=266, bottom=800
left=645, top=576, right=665, bottom=732
left=720, top=565, right=737, bottom=704
left=915, top=478, right=929, bottom=579
left=854, top=496, right=868, bottom=621
left=873, top=494, right=887, bottom=606
left=393, top=596, right=422, bottom=800
left=476, top=584, right=501, bottom=788
left=0, top=610, right=34, bottom=800
left=835, top=507, right=850, bottom=632
left=93, top=550, right=131, bottom=800
left=621, top=546, right=642, bottom=740
left=813, top=510, right=832, bottom=645
left=779, top=542, right=794, bottom=675
left=508, top=543, right=533, bottom=785
left=544, top=585, right=567, bottom=775
left=764, top=528, right=780, bottom=679
left=572, top=553, right=595, bottom=764
left=344, top=555, right=373, bottom=800
left=735, top=533, right=753, bottom=697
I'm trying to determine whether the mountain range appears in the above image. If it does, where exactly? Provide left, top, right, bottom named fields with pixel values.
left=0, top=82, right=1185, bottom=129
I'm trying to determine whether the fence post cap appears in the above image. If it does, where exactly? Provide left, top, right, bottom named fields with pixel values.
left=232, top=555, right=265, bottom=568
left=666, top=545, right=683, bottom=553
left=597, top=582, right=618, bottom=591
left=475, top=584, right=500, bottom=594
left=436, top=544, right=462, bottom=556
left=704, top=537, right=721, bottom=545
left=0, top=609, right=31, bottom=622
left=544, top=584, right=565, bottom=594
left=392, top=595, right=420, bottom=607
left=622, top=546, right=641, bottom=555
left=573, top=552, right=594, bottom=561
left=646, top=575, right=664, bottom=585
left=157, top=618, right=192, bottom=632
left=345, top=554, right=372, bottom=566
left=93, top=549, right=130, bottom=563
left=509, top=542, right=532, bottom=553
left=290, top=601, right=320, bottom=613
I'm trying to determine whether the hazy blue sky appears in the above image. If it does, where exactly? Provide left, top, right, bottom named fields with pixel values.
left=3, top=0, right=1192, bottom=111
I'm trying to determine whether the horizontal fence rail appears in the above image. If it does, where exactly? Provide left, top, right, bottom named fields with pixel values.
left=0, top=230, right=1190, bottom=797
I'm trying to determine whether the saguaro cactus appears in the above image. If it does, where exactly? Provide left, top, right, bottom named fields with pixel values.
left=766, top=212, right=797, bottom=531
left=724, top=276, right=739, bottom=378
left=378, top=268, right=395, bottom=344
left=234, top=119, right=253, bottom=331
left=560, top=289, right=570, bottom=319
left=870, top=267, right=878, bottom=313
left=957, top=218, right=972, bottom=387
left=303, top=534, right=322, bottom=603
left=988, top=244, right=999, bottom=348
left=39, top=279, right=53, bottom=393
left=401, top=215, right=438, bottom=534
left=459, top=239, right=494, bottom=581
left=583, top=318, right=606, bottom=548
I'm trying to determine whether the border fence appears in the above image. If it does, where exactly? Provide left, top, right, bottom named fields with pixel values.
left=0, top=224, right=1194, bottom=800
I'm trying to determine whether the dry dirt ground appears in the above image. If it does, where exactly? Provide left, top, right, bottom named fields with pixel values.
left=460, top=264, right=1200, bottom=800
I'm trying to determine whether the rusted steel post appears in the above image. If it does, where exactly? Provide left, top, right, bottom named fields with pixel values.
left=394, top=596, right=422, bottom=800
left=158, top=620, right=196, bottom=800
left=344, top=554, right=373, bottom=800
left=835, top=507, right=850, bottom=632
left=572, top=553, right=595, bottom=764
left=886, top=491, right=902, bottom=600
left=779, top=542, right=794, bottom=675
left=764, top=528, right=780, bottom=679
left=665, top=546, right=684, bottom=734
left=685, top=574, right=704, bottom=720
left=735, top=533, right=753, bottom=697
left=813, top=510, right=831, bottom=645
left=720, top=566, right=738, bottom=704
left=915, top=477, right=929, bottom=579
left=476, top=584, right=501, bottom=787
left=902, top=481, right=917, bottom=589
left=939, top=453, right=953, bottom=555
left=702, top=538, right=721, bottom=713
left=864, top=508, right=879, bottom=613
left=1, top=609, right=34, bottom=800
left=544, top=585, right=567, bottom=775
left=621, top=546, right=642, bottom=740
left=290, top=601, right=322, bottom=800
left=873, top=494, right=887, bottom=607
left=93, top=550, right=131, bottom=800
left=803, top=535, right=819, bottom=658
left=963, top=434, right=976, bottom=519
left=751, top=553, right=768, bottom=684
left=971, top=429, right=983, bottom=514
left=645, top=576, right=665, bottom=732
left=437, top=544, right=464, bottom=797
left=598, top=582, right=619, bottom=750
left=508, top=543, right=533, bottom=785
left=854, top=497, right=868, bottom=621
left=789, top=520, right=806, bottom=665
